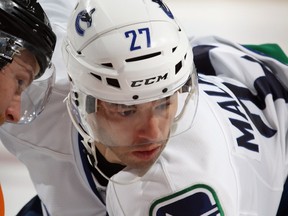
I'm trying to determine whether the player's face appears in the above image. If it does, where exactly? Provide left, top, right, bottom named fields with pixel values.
left=0, top=49, right=39, bottom=125
left=95, top=93, right=178, bottom=170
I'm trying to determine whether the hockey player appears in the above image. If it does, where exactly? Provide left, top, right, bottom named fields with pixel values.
left=1, top=0, right=288, bottom=215
left=0, top=1, right=56, bottom=215
left=1, top=0, right=108, bottom=215
left=0, top=0, right=56, bottom=126
left=61, top=0, right=288, bottom=215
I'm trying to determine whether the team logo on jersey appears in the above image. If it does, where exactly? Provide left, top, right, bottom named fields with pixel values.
left=149, top=184, right=224, bottom=216
left=75, top=8, right=96, bottom=36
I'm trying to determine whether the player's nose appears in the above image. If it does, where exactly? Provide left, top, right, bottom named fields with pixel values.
left=5, top=95, right=21, bottom=123
left=137, top=113, right=161, bottom=141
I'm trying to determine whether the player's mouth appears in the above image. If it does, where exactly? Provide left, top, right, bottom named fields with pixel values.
left=132, top=145, right=162, bottom=161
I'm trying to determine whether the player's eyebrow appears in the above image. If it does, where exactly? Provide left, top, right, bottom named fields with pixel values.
left=13, top=57, right=35, bottom=84
left=105, top=103, right=136, bottom=110
left=106, top=96, right=172, bottom=109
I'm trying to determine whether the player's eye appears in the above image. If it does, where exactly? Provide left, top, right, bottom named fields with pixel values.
left=15, top=76, right=29, bottom=95
left=154, top=96, right=172, bottom=112
left=156, top=101, right=170, bottom=110
left=118, top=109, right=136, bottom=117
left=16, top=80, right=24, bottom=94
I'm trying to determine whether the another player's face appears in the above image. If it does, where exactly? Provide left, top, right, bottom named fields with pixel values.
left=0, top=50, right=39, bottom=125
left=95, top=93, right=178, bottom=170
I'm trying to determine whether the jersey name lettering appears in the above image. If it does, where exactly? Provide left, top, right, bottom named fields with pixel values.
left=200, top=78, right=260, bottom=153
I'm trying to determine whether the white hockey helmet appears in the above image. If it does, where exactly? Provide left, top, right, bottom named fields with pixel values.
left=62, top=0, right=198, bottom=148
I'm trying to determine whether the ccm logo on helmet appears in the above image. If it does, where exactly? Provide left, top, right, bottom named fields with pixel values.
left=131, top=73, right=168, bottom=87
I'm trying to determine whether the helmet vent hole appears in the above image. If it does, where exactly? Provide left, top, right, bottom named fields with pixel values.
left=106, top=78, right=120, bottom=88
left=90, top=73, right=102, bottom=81
left=172, top=47, right=177, bottom=53
left=162, top=88, right=168, bottom=93
left=74, top=100, right=79, bottom=106
left=101, top=63, right=113, bottom=68
left=132, top=95, right=139, bottom=100
left=126, top=52, right=161, bottom=62
left=175, top=60, right=182, bottom=75
left=74, top=92, right=79, bottom=98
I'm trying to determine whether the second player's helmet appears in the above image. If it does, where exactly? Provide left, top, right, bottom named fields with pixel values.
left=63, top=0, right=198, bottom=148
left=0, top=0, right=56, bottom=78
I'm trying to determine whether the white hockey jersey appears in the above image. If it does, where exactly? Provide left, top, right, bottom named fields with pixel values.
left=106, top=36, right=288, bottom=216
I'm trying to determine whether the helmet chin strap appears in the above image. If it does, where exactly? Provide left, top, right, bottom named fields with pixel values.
left=65, top=94, right=142, bottom=185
